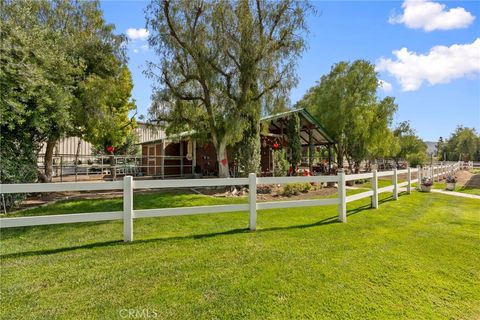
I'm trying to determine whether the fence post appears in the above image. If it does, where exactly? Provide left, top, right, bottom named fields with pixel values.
left=337, top=170, right=346, bottom=222
left=392, top=167, right=398, bottom=200
left=123, top=176, right=134, bottom=242
left=407, top=167, right=411, bottom=194
left=417, top=166, right=421, bottom=190
left=371, top=169, right=378, bottom=209
left=248, top=173, right=257, bottom=231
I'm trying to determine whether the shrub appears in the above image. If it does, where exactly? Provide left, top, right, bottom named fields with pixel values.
left=273, top=150, right=289, bottom=177
left=282, top=182, right=311, bottom=196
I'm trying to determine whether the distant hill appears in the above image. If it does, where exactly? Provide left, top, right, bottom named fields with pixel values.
left=424, top=141, right=437, bottom=155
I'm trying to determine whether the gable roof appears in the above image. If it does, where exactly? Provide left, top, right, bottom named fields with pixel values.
left=140, top=108, right=334, bottom=145
left=261, top=108, right=334, bottom=145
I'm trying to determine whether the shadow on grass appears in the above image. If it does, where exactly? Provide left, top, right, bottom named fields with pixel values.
left=1, top=193, right=408, bottom=260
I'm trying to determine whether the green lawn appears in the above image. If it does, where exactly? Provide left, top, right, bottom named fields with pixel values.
left=1, top=191, right=479, bottom=319
left=355, top=178, right=404, bottom=189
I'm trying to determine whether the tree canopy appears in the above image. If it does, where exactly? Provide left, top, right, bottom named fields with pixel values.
left=0, top=0, right=136, bottom=182
left=296, top=60, right=397, bottom=172
left=146, top=0, right=312, bottom=177
left=392, top=121, right=427, bottom=167
left=439, top=126, right=479, bottom=161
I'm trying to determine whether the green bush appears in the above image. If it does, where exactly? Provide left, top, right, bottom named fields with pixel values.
left=273, top=150, right=290, bottom=177
left=282, top=182, right=312, bottom=196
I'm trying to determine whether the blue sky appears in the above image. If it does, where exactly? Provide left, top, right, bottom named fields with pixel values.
left=101, top=0, right=480, bottom=141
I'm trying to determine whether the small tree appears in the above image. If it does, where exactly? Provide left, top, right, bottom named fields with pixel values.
left=392, top=121, right=427, bottom=167
left=236, top=126, right=261, bottom=176
left=273, top=150, right=290, bottom=176
left=287, top=113, right=302, bottom=173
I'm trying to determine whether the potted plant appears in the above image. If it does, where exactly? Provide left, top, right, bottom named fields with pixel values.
left=445, top=175, right=457, bottom=191
left=420, top=177, right=433, bottom=192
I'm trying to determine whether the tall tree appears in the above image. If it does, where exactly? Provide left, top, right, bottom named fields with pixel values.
left=1, top=0, right=79, bottom=183
left=1, top=0, right=135, bottom=182
left=441, top=126, right=479, bottom=161
left=392, top=121, right=427, bottom=167
left=296, top=60, right=397, bottom=172
left=146, top=0, right=312, bottom=177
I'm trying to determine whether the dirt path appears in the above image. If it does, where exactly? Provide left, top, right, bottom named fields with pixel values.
left=454, top=170, right=474, bottom=187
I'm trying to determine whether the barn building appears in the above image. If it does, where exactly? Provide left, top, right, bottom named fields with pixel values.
left=139, top=108, right=334, bottom=178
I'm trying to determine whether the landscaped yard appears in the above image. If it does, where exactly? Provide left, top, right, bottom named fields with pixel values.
left=1, top=191, right=479, bottom=319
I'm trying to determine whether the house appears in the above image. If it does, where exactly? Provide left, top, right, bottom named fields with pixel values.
left=139, top=108, right=335, bottom=178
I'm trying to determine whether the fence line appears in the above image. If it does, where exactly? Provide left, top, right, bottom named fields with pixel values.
left=0, top=162, right=468, bottom=242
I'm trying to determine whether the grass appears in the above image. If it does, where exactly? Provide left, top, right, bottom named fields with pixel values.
left=354, top=178, right=405, bottom=189
left=1, top=191, right=479, bottom=319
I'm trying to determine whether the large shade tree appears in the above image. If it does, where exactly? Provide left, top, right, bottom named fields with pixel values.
left=392, top=121, right=427, bottom=167
left=1, top=0, right=136, bottom=182
left=440, top=126, right=479, bottom=161
left=296, top=60, right=397, bottom=172
left=146, top=0, right=312, bottom=177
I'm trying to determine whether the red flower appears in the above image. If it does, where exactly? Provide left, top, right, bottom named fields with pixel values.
left=273, top=142, right=279, bottom=150
left=106, top=146, right=115, bottom=154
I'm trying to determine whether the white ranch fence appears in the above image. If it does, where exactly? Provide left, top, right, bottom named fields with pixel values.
left=0, top=162, right=466, bottom=242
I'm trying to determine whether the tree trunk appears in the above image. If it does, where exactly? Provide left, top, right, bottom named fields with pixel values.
left=43, top=138, right=57, bottom=183
left=110, top=154, right=117, bottom=180
left=336, top=143, right=344, bottom=170
left=216, top=140, right=229, bottom=178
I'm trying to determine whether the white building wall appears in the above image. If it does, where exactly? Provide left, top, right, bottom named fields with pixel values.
left=39, top=123, right=165, bottom=155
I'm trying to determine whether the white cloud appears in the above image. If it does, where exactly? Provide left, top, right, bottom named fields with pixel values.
left=389, top=0, right=475, bottom=31
left=126, top=28, right=149, bottom=41
left=133, top=49, right=139, bottom=54
left=376, top=38, right=480, bottom=91
left=378, top=80, right=393, bottom=93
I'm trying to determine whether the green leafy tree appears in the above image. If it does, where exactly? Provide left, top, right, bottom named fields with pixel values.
left=1, top=0, right=78, bottom=183
left=146, top=0, right=312, bottom=177
left=436, top=136, right=445, bottom=159
left=273, top=149, right=290, bottom=176
left=296, top=60, right=397, bottom=172
left=441, top=126, right=479, bottom=161
left=92, top=132, right=140, bottom=156
left=1, top=0, right=135, bottom=182
left=392, top=121, right=427, bottom=167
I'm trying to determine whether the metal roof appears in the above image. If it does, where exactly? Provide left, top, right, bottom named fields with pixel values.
left=261, top=108, right=334, bottom=145
left=140, top=108, right=334, bottom=145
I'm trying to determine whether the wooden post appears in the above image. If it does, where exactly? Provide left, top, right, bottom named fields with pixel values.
left=417, top=165, right=421, bottom=190
left=337, top=170, right=346, bottom=222
left=392, top=167, right=398, bottom=200
left=160, top=140, right=165, bottom=179
left=407, top=167, right=411, bottom=194
left=248, top=173, right=257, bottom=231
left=371, top=169, right=378, bottom=209
left=180, top=141, right=184, bottom=177
left=123, top=176, right=134, bottom=242
left=192, top=140, right=197, bottom=175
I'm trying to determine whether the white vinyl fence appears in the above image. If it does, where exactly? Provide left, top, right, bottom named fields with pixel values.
left=0, top=162, right=465, bottom=242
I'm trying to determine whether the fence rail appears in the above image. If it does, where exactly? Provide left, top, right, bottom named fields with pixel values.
left=0, top=161, right=469, bottom=242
